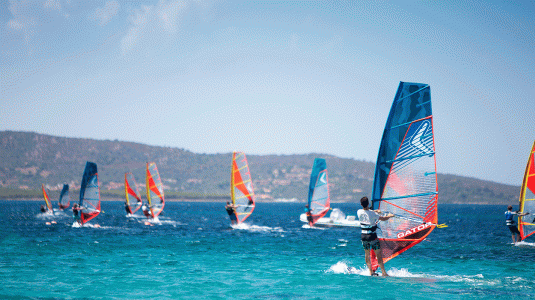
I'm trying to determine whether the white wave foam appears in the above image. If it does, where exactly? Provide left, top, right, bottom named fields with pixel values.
left=301, top=224, right=326, bottom=230
left=231, top=223, right=284, bottom=232
left=514, top=241, right=535, bottom=247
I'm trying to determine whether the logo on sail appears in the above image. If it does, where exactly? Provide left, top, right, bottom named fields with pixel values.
left=397, top=222, right=431, bottom=238
left=410, top=121, right=432, bottom=154
left=319, top=172, right=326, bottom=184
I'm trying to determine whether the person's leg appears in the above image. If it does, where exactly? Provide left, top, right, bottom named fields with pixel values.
left=375, top=249, right=389, bottom=277
left=364, top=249, right=373, bottom=275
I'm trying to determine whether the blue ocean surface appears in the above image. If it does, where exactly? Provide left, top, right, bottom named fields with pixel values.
left=1, top=201, right=534, bottom=299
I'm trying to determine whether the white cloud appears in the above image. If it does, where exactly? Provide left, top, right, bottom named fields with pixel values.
left=89, top=1, right=120, bottom=27
left=157, top=0, right=181, bottom=33
left=120, top=0, right=184, bottom=55
left=7, top=0, right=38, bottom=53
left=44, top=0, right=60, bottom=10
left=121, top=5, right=152, bottom=55
left=44, top=0, right=69, bottom=17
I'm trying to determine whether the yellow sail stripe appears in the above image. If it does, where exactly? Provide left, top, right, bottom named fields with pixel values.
left=232, top=165, right=249, bottom=173
left=234, top=152, right=244, bottom=160
left=234, top=179, right=252, bottom=186
left=235, top=194, right=253, bottom=200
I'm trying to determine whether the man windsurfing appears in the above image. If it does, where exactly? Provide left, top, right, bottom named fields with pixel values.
left=357, top=196, right=393, bottom=277
left=505, top=205, right=529, bottom=243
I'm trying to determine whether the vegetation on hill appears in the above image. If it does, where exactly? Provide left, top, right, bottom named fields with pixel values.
left=0, top=131, right=520, bottom=204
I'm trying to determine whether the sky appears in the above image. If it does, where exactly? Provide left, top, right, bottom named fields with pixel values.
left=1, top=0, right=534, bottom=186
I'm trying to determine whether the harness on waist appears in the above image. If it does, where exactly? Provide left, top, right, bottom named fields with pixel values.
left=360, top=224, right=378, bottom=234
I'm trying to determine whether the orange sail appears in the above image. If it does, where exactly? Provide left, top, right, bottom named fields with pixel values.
left=230, top=152, right=255, bottom=224
left=519, top=141, right=535, bottom=240
left=146, top=162, right=165, bottom=218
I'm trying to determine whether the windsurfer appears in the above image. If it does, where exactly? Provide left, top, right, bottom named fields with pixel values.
left=125, top=202, right=132, bottom=215
left=357, top=196, right=394, bottom=277
left=40, top=205, right=47, bottom=213
left=225, top=202, right=238, bottom=225
left=142, top=205, right=152, bottom=219
left=505, top=205, right=529, bottom=243
left=304, top=205, right=313, bottom=226
left=72, top=203, right=83, bottom=224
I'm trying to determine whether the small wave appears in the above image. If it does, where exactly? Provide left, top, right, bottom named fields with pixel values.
left=301, top=224, right=326, bottom=230
left=514, top=241, right=535, bottom=247
left=231, top=223, right=284, bottom=232
left=326, top=262, right=369, bottom=275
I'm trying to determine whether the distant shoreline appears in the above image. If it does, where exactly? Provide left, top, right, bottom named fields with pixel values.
left=0, top=198, right=505, bottom=205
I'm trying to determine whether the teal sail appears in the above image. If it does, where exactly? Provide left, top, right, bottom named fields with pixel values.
left=306, top=158, right=330, bottom=225
left=79, top=162, right=100, bottom=225
left=371, top=82, right=438, bottom=264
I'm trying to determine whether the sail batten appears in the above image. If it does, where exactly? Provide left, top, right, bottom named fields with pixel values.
left=371, top=82, right=438, bottom=265
left=230, top=152, right=255, bottom=224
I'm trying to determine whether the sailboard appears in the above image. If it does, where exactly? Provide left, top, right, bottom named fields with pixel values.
left=230, top=151, right=255, bottom=224
left=41, top=184, right=54, bottom=214
left=371, top=82, right=438, bottom=267
left=79, top=161, right=100, bottom=225
left=519, top=141, right=535, bottom=240
left=58, top=184, right=70, bottom=210
left=305, top=158, right=330, bottom=225
left=146, top=162, right=165, bottom=218
left=125, top=172, right=142, bottom=215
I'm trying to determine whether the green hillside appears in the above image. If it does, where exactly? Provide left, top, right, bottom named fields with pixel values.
left=0, top=131, right=520, bottom=204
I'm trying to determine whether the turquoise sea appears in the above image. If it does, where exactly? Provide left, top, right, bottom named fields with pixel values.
left=1, top=201, right=534, bottom=299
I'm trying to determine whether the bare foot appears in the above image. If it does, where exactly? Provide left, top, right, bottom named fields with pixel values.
left=382, top=273, right=389, bottom=277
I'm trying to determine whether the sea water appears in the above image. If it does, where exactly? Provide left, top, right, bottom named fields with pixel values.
left=0, top=201, right=534, bottom=299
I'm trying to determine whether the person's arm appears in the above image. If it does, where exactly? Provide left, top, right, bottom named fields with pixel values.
left=378, top=213, right=394, bottom=221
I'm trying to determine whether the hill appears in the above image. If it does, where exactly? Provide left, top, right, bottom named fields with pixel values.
left=0, top=131, right=520, bottom=204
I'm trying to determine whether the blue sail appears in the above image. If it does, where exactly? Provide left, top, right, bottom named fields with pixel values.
left=58, top=184, right=70, bottom=209
left=371, top=82, right=438, bottom=264
left=79, top=162, right=100, bottom=225
left=306, top=158, right=330, bottom=225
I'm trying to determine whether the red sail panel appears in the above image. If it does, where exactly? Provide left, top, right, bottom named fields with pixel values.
left=125, top=173, right=142, bottom=214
